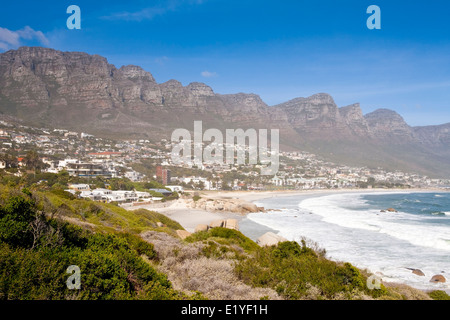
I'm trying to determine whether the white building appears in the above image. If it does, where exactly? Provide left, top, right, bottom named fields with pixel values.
left=68, top=184, right=91, bottom=192
left=166, top=185, right=184, bottom=193
left=77, top=188, right=151, bottom=203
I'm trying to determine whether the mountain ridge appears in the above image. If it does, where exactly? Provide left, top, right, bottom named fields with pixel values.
left=0, top=46, right=449, bottom=177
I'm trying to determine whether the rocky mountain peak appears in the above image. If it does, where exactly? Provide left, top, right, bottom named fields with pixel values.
left=160, top=79, right=183, bottom=89
left=364, top=108, right=414, bottom=141
left=186, top=82, right=215, bottom=96
left=305, top=92, right=336, bottom=105
left=338, top=103, right=371, bottom=137
left=115, top=65, right=155, bottom=82
left=340, top=103, right=362, bottom=117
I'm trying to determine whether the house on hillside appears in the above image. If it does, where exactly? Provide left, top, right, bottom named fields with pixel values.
left=68, top=184, right=91, bottom=192
left=66, top=162, right=111, bottom=178
left=166, top=185, right=184, bottom=193
left=77, top=188, right=152, bottom=203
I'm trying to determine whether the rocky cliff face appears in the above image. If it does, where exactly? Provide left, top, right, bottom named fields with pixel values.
left=0, top=47, right=297, bottom=137
left=364, top=109, right=416, bottom=143
left=413, top=123, right=450, bottom=151
left=274, top=93, right=342, bottom=129
left=339, top=103, right=371, bottom=138
left=0, top=47, right=449, bottom=177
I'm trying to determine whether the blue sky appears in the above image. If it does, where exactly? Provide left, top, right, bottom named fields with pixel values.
left=1, top=0, right=450, bottom=126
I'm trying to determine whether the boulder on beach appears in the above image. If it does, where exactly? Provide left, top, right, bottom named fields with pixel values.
left=430, top=275, right=446, bottom=283
left=209, top=219, right=224, bottom=228
left=176, top=229, right=191, bottom=240
left=256, top=232, right=287, bottom=247
left=195, top=224, right=209, bottom=232
left=237, top=203, right=259, bottom=214
left=188, top=198, right=259, bottom=214
left=207, top=219, right=239, bottom=231
left=224, top=219, right=239, bottom=230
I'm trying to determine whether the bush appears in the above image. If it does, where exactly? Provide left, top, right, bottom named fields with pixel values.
left=235, top=240, right=386, bottom=300
left=273, top=240, right=317, bottom=259
left=0, top=190, right=183, bottom=300
left=50, top=189, right=76, bottom=200
left=0, top=230, right=181, bottom=300
left=429, top=290, right=450, bottom=300
left=0, top=195, right=36, bottom=247
left=185, top=227, right=259, bottom=253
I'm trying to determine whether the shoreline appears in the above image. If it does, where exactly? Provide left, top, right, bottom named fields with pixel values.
left=240, top=188, right=450, bottom=294
left=194, top=187, right=448, bottom=203
left=127, top=187, right=450, bottom=294
left=127, top=187, right=447, bottom=234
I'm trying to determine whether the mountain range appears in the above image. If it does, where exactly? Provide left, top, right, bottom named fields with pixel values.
left=0, top=46, right=449, bottom=178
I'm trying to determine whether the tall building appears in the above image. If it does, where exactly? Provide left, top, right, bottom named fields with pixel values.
left=156, top=165, right=171, bottom=185
left=162, top=168, right=171, bottom=185
left=156, top=165, right=163, bottom=179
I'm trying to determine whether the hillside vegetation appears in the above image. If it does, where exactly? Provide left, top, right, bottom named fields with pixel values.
left=0, top=172, right=447, bottom=300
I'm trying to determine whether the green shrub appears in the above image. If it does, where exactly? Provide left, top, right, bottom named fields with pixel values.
left=0, top=190, right=183, bottom=300
left=235, top=241, right=385, bottom=300
left=0, top=195, right=36, bottom=247
left=115, top=232, right=158, bottom=260
left=50, top=189, right=76, bottom=200
left=0, top=230, right=181, bottom=300
left=185, top=227, right=259, bottom=253
left=429, top=290, right=450, bottom=300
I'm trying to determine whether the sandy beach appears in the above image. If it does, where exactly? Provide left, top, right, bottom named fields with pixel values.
left=126, top=198, right=245, bottom=233
left=126, top=187, right=446, bottom=233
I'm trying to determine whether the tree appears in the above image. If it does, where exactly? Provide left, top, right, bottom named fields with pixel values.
left=0, top=193, right=36, bottom=247
left=24, top=150, right=47, bottom=171
left=0, top=153, right=18, bottom=168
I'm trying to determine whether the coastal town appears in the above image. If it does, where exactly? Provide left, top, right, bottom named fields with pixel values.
left=0, top=118, right=449, bottom=206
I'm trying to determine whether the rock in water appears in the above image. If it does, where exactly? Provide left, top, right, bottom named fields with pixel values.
left=430, top=275, right=446, bottom=283
left=412, top=269, right=425, bottom=276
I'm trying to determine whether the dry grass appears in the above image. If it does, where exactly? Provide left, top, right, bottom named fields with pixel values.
left=140, top=231, right=281, bottom=300
left=382, top=282, right=432, bottom=300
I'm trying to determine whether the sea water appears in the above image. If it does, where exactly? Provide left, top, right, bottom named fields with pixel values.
left=242, top=191, right=450, bottom=293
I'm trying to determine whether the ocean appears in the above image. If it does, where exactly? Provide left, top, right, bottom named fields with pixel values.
left=240, top=191, right=450, bottom=293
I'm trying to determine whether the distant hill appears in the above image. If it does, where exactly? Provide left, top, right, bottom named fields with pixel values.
left=1, top=46, right=449, bottom=177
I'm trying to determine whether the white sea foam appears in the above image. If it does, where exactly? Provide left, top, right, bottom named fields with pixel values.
left=246, top=192, right=450, bottom=292
left=299, top=193, right=450, bottom=252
